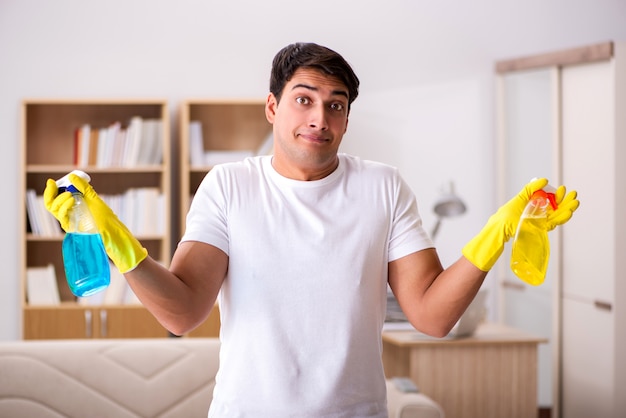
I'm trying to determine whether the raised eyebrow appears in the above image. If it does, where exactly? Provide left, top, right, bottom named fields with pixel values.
left=291, top=83, right=349, bottom=100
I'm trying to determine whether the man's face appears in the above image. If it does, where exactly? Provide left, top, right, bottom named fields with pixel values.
left=265, top=68, right=350, bottom=181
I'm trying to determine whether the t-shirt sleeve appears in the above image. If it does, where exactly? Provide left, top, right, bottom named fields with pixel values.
left=388, top=175, right=434, bottom=262
left=180, top=166, right=230, bottom=255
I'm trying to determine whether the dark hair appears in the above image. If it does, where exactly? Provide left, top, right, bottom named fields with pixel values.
left=269, top=42, right=360, bottom=109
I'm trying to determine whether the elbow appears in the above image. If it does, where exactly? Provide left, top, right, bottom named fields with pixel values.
left=164, top=324, right=189, bottom=337
left=428, top=326, right=453, bottom=339
left=162, top=318, right=201, bottom=337
left=157, top=310, right=213, bottom=337
left=409, top=318, right=456, bottom=339
left=159, top=320, right=190, bottom=337
left=414, top=324, right=450, bottom=339
left=157, top=301, right=218, bottom=337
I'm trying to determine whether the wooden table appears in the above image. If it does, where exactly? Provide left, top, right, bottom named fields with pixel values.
left=382, top=322, right=547, bottom=418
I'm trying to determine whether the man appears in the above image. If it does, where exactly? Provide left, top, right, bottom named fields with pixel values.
left=45, top=42, right=579, bottom=417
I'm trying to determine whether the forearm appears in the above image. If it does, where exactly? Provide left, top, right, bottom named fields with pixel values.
left=420, top=257, right=487, bottom=334
left=123, top=256, right=217, bottom=336
left=389, top=249, right=486, bottom=337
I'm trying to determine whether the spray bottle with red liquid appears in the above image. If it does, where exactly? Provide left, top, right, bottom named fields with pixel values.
left=510, top=185, right=558, bottom=286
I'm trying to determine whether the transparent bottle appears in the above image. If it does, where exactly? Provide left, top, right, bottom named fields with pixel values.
left=510, top=187, right=557, bottom=286
left=57, top=170, right=110, bottom=297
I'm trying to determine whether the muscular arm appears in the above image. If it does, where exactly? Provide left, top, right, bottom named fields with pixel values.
left=124, top=241, right=228, bottom=336
left=43, top=174, right=229, bottom=336
left=388, top=249, right=486, bottom=337
left=390, top=179, right=579, bottom=337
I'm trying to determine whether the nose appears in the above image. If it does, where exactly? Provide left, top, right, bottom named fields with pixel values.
left=308, top=103, right=328, bottom=130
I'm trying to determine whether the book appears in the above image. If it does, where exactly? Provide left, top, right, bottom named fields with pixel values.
left=97, top=121, right=121, bottom=168
left=100, top=188, right=164, bottom=236
left=137, top=187, right=160, bottom=235
left=25, top=189, right=41, bottom=235
left=137, top=119, right=162, bottom=166
left=123, top=116, right=143, bottom=167
left=189, top=121, right=205, bottom=167
left=37, top=195, right=62, bottom=237
left=78, top=124, right=91, bottom=167
left=88, top=129, right=100, bottom=166
left=152, top=119, right=164, bottom=164
left=26, top=190, right=62, bottom=237
left=73, top=124, right=91, bottom=166
left=26, top=264, right=60, bottom=305
left=151, top=119, right=164, bottom=165
left=111, top=125, right=127, bottom=167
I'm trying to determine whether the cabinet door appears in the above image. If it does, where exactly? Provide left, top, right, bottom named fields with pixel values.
left=23, top=306, right=168, bottom=339
left=24, top=307, right=92, bottom=339
left=561, top=297, right=614, bottom=418
left=497, top=67, right=557, bottom=407
left=98, top=306, right=169, bottom=338
left=561, top=61, right=615, bottom=303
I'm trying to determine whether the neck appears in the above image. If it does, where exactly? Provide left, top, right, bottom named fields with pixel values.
left=271, top=155, right=339, bottom=181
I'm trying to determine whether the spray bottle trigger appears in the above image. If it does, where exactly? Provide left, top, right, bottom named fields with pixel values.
left=546, top=193, right=558, bottom=210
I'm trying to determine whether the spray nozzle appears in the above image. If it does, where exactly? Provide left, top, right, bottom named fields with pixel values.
left=56, top=170, right=91, bottom=194
left=530, top=183, right=558, bottom=210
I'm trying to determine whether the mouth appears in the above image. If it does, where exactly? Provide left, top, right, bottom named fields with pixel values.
left=299, top=133, right=329, bottom=144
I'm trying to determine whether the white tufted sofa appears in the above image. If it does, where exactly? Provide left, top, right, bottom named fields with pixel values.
left=0, top=338, right=444, bottom=418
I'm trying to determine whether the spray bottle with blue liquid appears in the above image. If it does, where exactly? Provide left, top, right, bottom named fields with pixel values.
left=56, top=170, right=110, bottom=297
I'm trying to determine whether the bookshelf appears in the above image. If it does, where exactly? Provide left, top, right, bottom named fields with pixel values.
left=21, top=99, right=172, bottom=339
left=178, top=99, right=273, bottom=235
left=178, top=99, right=272, bottom=337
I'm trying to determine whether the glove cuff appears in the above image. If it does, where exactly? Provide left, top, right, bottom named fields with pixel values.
left=101, top=227, right=149, bottom=273
left=462, top=217, right=508, bottom=272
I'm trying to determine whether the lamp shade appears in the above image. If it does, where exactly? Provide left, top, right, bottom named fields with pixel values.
left=434, top=194, right=467, bottom=218
left=431, top=181, right=467, bottom=239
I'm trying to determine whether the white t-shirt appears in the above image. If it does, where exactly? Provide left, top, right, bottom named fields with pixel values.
left=181, top=154, right=433, bottom=417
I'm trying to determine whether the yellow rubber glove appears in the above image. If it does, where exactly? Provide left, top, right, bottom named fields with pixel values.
left=44, top=175, right=148, bottom=273
left=547, top=185, right=579, bottom=231
left=462, top=178, right=579, bottom=271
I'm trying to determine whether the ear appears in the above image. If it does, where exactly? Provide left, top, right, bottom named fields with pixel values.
left=265, top=93, right=277, bottom=124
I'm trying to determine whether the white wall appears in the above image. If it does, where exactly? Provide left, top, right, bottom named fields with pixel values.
left=0, top=0, right=624, bottom=343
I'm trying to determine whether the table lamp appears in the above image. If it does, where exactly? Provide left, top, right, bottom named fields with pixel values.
left=431, top=181, right=467, bottom=240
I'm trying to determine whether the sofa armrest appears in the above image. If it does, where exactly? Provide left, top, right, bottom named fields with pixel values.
left=386, top=379, right=445, bottom=418
left=0, top=338, right=221, bottom=418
